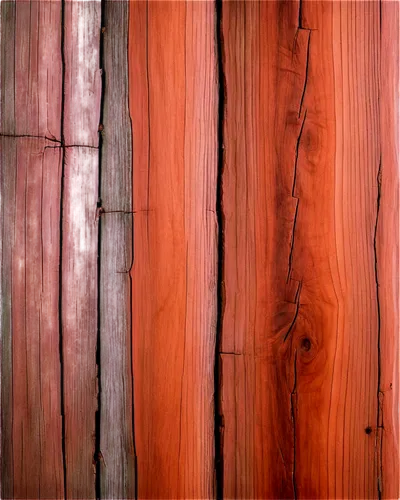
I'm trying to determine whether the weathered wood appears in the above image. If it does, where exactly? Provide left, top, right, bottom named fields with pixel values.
left=220, top=0, right=398, bottom=498
left=129, top=1, right=217, bottom=497
left=0, top=2, right=64, bottom=497
left=62, top=2, right=101, bottom=498
left=0, top=138, right=65, bottom=500
left=0, top=0, right=62, bottom=139
left=99, top=1, right=135, bottom=498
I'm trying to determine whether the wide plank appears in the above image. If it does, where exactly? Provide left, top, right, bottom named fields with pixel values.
left=129, top=1, right=217, bottom=497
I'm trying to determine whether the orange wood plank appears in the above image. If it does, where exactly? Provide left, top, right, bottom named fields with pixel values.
left=379, top=2, right=400, bottom=498
left=220, top=0, right=398, bottom=498
left=129, top=1, right=217, bottom=497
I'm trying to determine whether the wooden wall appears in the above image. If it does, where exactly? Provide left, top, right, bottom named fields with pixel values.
left=0, top=0, right=398, bottom=499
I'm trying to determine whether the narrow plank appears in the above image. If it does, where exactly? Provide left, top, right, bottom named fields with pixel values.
left=0, top=0, right=62, bottom=139
left=99, top=1, right=135, bottom=497
left=62, top=147, right=99, bottom=499
left=0, top=138, right=64, bottom=499
left=379, top=2, right=400, bottom=498
left=62, top=2, right=101, bottom=497
left=129, top=1, right=217, bottom=497
left=0, top=1, right=64, bottom=497
left=327, top=2, right=380, bottom=497
left=221, top=0, right=383, bottom=498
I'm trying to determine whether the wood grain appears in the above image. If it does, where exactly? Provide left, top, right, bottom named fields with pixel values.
left=99, top=1, right=136, bottom=497
left=129, top=1, right=217, bottom=497
left=62, top=2, right=101, bottom=498
left=0, top=138, right=65, bottom=500
left=0, top=2, right=64, bottom=497
left=220, top=0, right=398, bottom=498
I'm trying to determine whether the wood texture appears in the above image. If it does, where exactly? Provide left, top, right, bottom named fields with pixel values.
left=62, top=2, right=101, bottom=498
left=99, top=2, right=136, bottom=498
left=129, top=1, right=217, bottom=497
left=220, top=1, right=399, bottom=498
left=0, top=2, right=64, bottom=498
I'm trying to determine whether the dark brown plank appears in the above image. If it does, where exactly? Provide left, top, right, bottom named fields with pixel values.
left=99, top=1, right=135, bottom=497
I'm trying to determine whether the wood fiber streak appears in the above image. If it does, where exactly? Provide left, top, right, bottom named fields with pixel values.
left=99, top=1, right=135, bottom=497
left=220, top=0, right=397, bottom=498
left=62, top=2, right=102, bottom=498
left=129, top=1, right=217, bottom=498
left=0, top=138, right=64, bottom=500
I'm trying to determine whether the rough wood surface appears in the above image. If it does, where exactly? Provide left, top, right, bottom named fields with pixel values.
left=129, top=1, right=217, bottom=497
left=99, top=1, right=136, bottom=498
left=62, top=2, right=101, bottom=498
left=220, top=0, right=398, bottom=498
left=0, top=2, right=64, bottom=498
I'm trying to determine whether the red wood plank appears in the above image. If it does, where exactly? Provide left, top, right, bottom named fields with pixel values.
left=0, top=137, right=65, bottom=499
left=129, top=1, right=217, bottom=497
left=379, top=2, right=400, bottom=497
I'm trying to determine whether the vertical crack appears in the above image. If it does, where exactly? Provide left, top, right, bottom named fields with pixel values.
left=59, top=0, right=67, bottom=496
left=374, top=154, right=383, bottom=499
left=290, top=350, right=298, bottom=500
left=215, top=0, right=225, bottom=498
left=95, top=2, right=106, bottom=498
left=298, top=0, right=303, bottom=29
left=298, top=31, right=310, bottom=118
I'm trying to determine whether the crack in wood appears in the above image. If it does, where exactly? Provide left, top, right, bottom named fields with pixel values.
left=298, top=31, right=311, bottom=118
left=59, top=0, right=67, bottom=495
left=374, top=154, right=383, bottom=499
left=283, top=281, right=302, bottom=342
left=94, top=1, right=106, bottom=497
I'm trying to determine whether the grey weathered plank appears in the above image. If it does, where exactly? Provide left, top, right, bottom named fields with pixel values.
left=99, top=1, right=135, bottom=498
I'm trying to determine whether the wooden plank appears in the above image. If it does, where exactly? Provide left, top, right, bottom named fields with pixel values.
left=0, top=137, right=64, bottom=499
left=0, top=1, right=64, bottom=497
left=62, top=2, right=101, bottom=498
left=99, top=1, right=135, bottom=497
left=129, top=1, right=217, bottom=497
left=379, top=2, right=400, bottom=498
left=0, top=0, right=62, bottom=139
left=220, top=0, right=390, bottom=498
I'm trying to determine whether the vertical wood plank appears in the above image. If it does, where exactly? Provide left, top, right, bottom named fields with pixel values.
left=0, top=138, right=65, bottom=500
left=379, top=2, right=400, bottom=498
left=1, top=1, right=64, bottom=497
left=129, top=1, right=217, bottom=497
left=62, top=1, right=101, bottom=497
left=0, top=0, right=62, bottom=139
left=220, top=0, right=391, bottom=498
left=99, top=1, right=135, bottom=497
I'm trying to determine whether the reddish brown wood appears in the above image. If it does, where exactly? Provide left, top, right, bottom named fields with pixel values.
left=129, top=1, right=217, bottom=497
left=379, top=2, right=400, bottom=498
left=220, top=0, right=398, bottom=498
